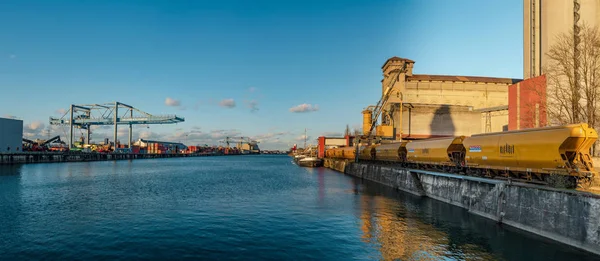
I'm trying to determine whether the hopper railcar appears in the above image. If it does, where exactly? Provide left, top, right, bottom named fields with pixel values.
left=325, top=123, right=598, bottom=189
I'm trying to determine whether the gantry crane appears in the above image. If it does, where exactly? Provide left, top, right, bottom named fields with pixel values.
left=50, top=102, right=185, bottom=149
left=218, top=136, right=260, bottom=154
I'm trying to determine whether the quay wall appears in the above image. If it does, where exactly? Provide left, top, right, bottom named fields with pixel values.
left=0, top=152, right=238, bottom=165
left=324, top=158, right=600, bottom=256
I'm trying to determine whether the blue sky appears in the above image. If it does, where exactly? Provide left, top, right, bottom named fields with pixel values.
left=0, top=0, right=523, bottom=150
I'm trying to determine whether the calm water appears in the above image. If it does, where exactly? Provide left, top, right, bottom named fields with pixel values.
left=0, top=155, right=598, bottom=261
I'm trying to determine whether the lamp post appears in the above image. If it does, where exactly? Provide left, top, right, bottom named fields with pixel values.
left=398, top=91, right=403, bottom=141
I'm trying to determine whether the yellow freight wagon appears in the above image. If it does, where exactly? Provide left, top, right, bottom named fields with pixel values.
left=374, top=142, right=409, bottom=162
left=406, top=136, right=466, bottom=166
left=339, top=146, right=357, bottom=160
left=358, top=144, right=378, bottom=161
left=463, top=123, right=597, bottom=178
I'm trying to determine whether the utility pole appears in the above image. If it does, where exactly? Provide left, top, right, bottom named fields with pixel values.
left=304, top=128, right=307, bottom=149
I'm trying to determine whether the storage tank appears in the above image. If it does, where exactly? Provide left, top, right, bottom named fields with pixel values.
left=362, top=109, right=372, bottom=136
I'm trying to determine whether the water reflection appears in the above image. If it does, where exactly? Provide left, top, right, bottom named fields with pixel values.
left=0, top=164, right=23, bottom=176
left=352, top=178, right=600, bottom=261
left=1, top=158, right=599, bottom=260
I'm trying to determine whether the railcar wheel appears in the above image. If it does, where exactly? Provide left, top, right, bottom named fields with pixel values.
left=577, top=177, right=594, bottom=190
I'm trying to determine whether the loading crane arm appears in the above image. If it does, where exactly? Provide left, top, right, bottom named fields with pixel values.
left=362, top=61, right=409, bottom=142
left=41, top=135, right=62, bottom=146
left=22, top=138, right=36, bottom=144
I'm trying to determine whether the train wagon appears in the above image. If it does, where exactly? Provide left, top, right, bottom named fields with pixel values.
left=463, top=123, right=597, bottom=186
left=325, top=148, right=334, bottom=158
left=406, top=136, right=466, bottom=168
left=327, top=146, right=357, bottom=160
left=331, top=147, right=344, bottom=159
left=340, top=146, right=357, bottom=160
left=374, top=142, right=409, bottom=162
left=358, top=144, right=378, bottom=161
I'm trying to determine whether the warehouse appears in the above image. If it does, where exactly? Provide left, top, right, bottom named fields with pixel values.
left=0, top=117, right=24, bottom=153
left=133, top=139, right=187, bottom=154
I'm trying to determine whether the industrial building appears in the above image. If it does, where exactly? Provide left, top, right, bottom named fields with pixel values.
left=508, top=75, right=547, bottom=130
left=133, top=139, right=187, bottom=154
left=524, top=0, right=600, bottom=79
left=0, top=117, right=24, bottom=153
left=376, top=57, right=522, bottom=139
left=317, top=136, right=350, bottom=158
left=348, top=54, right=550, bottom=144
left=365, top=1, right=600, bottom=140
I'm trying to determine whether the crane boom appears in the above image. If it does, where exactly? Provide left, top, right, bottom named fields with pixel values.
left=365, top=62, right=408, bottom=139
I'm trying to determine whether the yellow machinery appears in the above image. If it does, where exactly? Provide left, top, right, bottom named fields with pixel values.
left=376, top=125, right=394, bottom=138
left=463, top=123, right=597, bottom=179
left=359, top=61, right=410, bottom=145
left=406, top=136, right=466, bottom=166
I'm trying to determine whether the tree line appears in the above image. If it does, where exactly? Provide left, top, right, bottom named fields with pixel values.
left=545, top=23, right=600, bottom=155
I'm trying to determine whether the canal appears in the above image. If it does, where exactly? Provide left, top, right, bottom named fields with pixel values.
left=0, top=155, right=598, bottom=260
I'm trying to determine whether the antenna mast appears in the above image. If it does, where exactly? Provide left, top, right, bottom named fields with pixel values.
left=304, top=128, right=307, bottom=149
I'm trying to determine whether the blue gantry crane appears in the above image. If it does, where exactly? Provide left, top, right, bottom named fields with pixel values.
left=49, top=102, right=185, bottom=149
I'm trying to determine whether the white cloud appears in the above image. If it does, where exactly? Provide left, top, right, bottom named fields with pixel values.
left=289, top=103, right=319, bottom=113
left=27, top=121, right=45, bottom=131
left=219, top=99, right=236, bottom=108
left=165, top=97, right=181, bottom=107
left=22, top=121, right=48, bottom=139
left=139, top=131, right=161, bottom=140
left=245, top=100, right=259, bottom=112
left=248, top=87, right=256, bottom=92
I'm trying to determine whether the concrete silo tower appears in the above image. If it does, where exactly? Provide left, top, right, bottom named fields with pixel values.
left=524, top=0, right=600, bottom=79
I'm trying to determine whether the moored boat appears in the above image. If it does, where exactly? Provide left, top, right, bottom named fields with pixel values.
left=297, top=156, right=323, bottom=167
